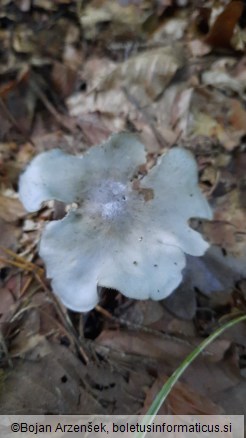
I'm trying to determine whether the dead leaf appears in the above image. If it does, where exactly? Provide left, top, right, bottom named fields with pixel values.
left=181, top=356, right=241, bottom=404
left=79, top=0, right=151, bottom=41
left=212, top=190, right=245, bottom=246
left=212, top=381, right=246, bottom=416
left=205, top=1, right=244, bottom=49
left=118, top=300, right=165, bottom=326
left=0, top=340, right=155, bottom=414
left=50, top=61, right=78, bottom=99
left=0, top=342, right=105, bottom=414
left=96, top=46, right=184, bottom=104
left=188, top=88, right=245, bottom=150
left=166, top=318, right=196, bottom=337
left=179, top=244, right=246, bottom=300
left=188, top=39, right=211, bottom=57
left=202, top=71, right=242, bottom=95
left=163, top=279, right=197, bottom=320
left=228, top=99, right=246, bottom=131
left=97, top=329, right=231, bottom=366
left=9, top=308, right=42, bottom=358
left=171, top=87, right=193, bottom=136
left=68, top=46, right=183, bottom=123
left=0, top=287, right=15, bottom=324
left=12, top=25, right=36, bottom=54
left=150, top=16, right=188, bottom=42
left=142, top=375, right=224, bottom=414
left=0, top=194, right=26, bottom=222
left=10, top=334, right=47, bottom=358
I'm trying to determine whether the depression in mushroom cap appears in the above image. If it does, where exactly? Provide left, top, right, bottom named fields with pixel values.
left=19, top=133, right=212, bottom=312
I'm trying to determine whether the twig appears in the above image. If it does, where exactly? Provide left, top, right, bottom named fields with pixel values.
left=0, top=246, right=43, bottom=275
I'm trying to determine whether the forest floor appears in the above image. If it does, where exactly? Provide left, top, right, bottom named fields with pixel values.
left=0, top=0, right=246, bottom=415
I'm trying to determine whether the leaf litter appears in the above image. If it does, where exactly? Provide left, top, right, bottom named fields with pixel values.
left=0, top=0, right=246, bottom=417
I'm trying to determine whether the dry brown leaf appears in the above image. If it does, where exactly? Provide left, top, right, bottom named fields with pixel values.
left=142, top=375, right=223, bottom=415
left=188, top=89, right=244, bottom=150
left=179, top=362, right=240, bottom=410
left=202, top=70, right=242, bottom=95
left=171, top=87, right=193, bottom=136
left=68, top=46, right=183, bottom=122
left=211, top=188, right=245, bottom=248
left=0, top=340, right=155, bottom=415
left=150, top=16, right=188, bottom=42
left=96, top=46, right=184, bottom=104
left=228, top=99, right=246, bottom=131
left=205, top=1, right=244, bottom=49
left=10, top=334, right=46, bottom=358
left=8, top=307, right=41, bottom=357
left=68, top=88, right=133, bottom=119
left=97, top=329, right=192, bottom=368
left=219, top=318, right=246, bottom=347
left=0, top=194, right=26, bottom=222
left=75, top=114, right=115, bottom=147
left=51, top=61, right=78, bottom=99
left=118, top=300, right=165, bottom=326
left=188, top=39, right=211, bottom=57
left=180, top=244, right=246, bottom=299
left=12, top=25, right=36, bottom=54
left=79, top=0, right=151, bottom=41
left=97, top=329, right=231, bottom=366
left=163, top=278, right=197, bottom=320
left=0, top=287, right=16, bottom=324
left=212, top=381, right=246, bottom=416
left=0, top=342, right=106, bottom=414
left=166, top=318, right=196, bottom=337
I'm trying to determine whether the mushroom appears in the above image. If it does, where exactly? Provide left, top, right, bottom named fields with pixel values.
left=19, top=133, right=212, bottom=312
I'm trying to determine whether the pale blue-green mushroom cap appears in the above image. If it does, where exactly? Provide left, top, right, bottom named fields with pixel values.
left=19, top=133, right=212, bottom=312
